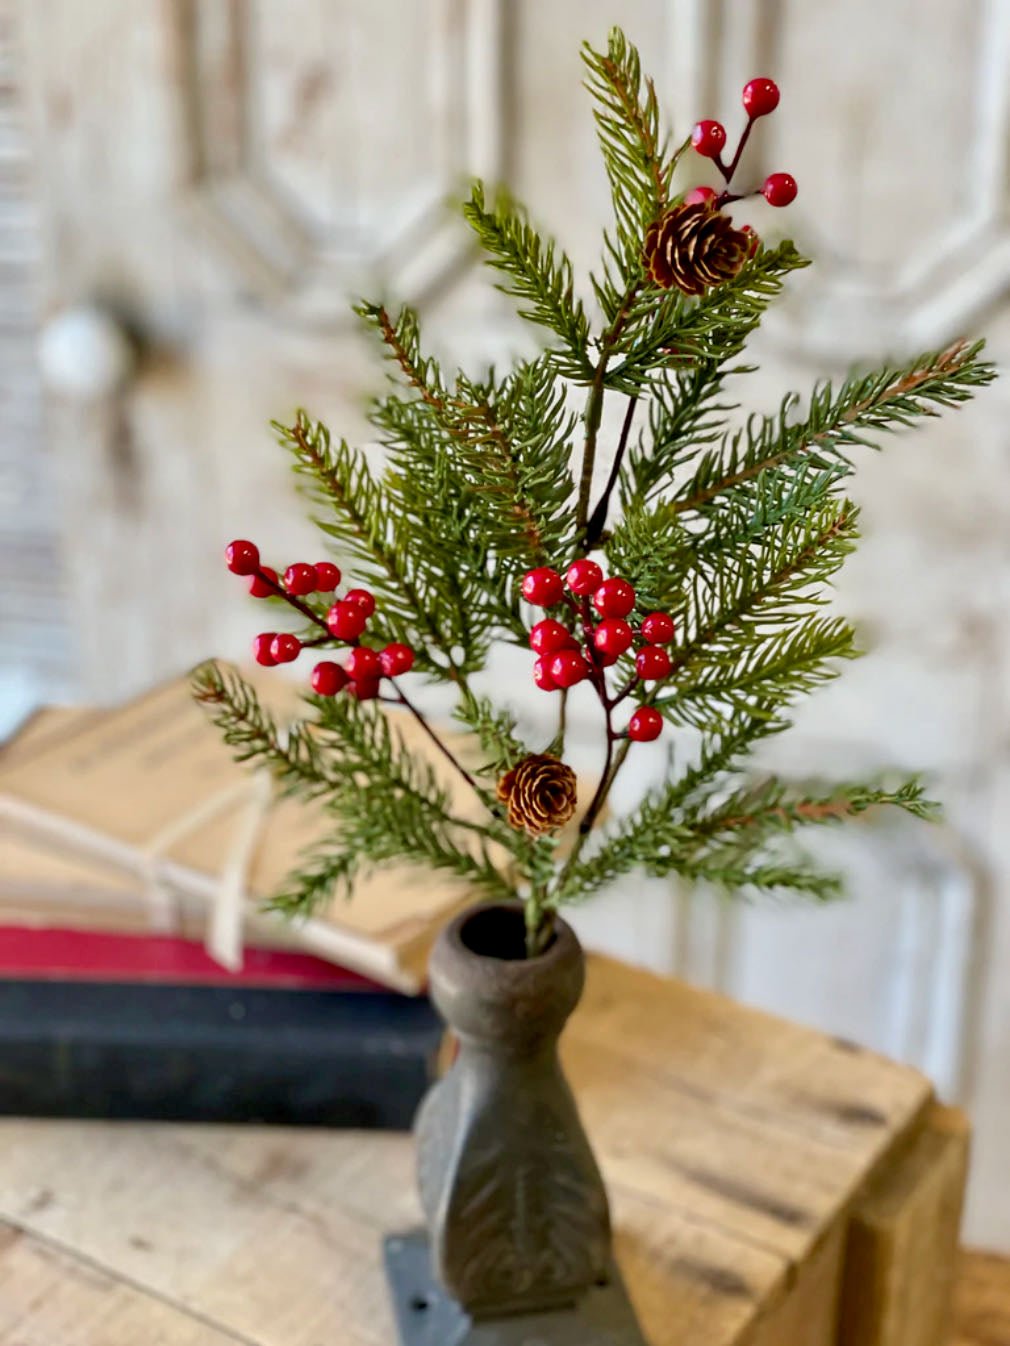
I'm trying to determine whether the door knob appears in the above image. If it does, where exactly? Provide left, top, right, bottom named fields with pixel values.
left=38, top=305, right=137, bottom=400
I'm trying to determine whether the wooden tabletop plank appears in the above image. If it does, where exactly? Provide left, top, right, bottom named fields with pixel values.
left=953, top=1250, right=1010, bottom=1346
left=574, top=958, right=932, bottom=1150
left=0, top=1223, right=245, bottom=1345
left=566, top=1034, right=880, bottom=1261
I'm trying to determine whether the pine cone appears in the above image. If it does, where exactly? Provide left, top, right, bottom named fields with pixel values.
left=497, top=754, right=578, bottom=835
left=643, top=201, right=749, bottom=296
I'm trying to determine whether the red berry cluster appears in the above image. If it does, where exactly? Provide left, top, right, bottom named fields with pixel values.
left=689, top=77, right=797, bottom=212
left=521, top=560, right=675, bottom=743
left=225, top=539, right=415, bottom=702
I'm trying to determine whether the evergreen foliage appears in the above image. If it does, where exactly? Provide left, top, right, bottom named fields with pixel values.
left=197, top=28, right=995, bottom=952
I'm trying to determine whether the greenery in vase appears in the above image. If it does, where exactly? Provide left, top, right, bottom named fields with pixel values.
left=194, top=29, right=994, bottom=957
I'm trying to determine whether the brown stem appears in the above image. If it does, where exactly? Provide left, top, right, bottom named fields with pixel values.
left=579, top=726, right=617, bottom=837
left=584, top=395, right=638, bottom=548
left=704, top=795, right=855, bottom=834
left=254, top=569, right=330, bottom=634
left=721, top=117, right=755, bottom=184
left=575, top=284, right=642, bottom=541
left=389, top=678, right=480, bottom=794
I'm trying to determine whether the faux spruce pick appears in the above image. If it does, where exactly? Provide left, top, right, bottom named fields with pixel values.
left=195, top=29, right=995, bottom=956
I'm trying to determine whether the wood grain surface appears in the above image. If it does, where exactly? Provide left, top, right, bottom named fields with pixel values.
left=953, top=1250, right=1010, bottom=1346
left=0, top=954, right=959, bottom=1345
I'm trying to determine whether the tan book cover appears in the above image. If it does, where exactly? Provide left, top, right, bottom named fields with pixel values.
left=0, top=673, right=500, bottom=993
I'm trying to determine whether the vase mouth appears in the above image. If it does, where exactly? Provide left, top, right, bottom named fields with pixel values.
left=429, top=901, right=584, bottom=1041
left=456, top=902, right=557, bottom=962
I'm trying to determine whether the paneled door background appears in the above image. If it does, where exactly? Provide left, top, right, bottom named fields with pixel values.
left=8, top=0, right=1010, bottom=1246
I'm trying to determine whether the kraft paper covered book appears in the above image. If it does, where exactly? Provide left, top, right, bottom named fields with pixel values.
left=0, top=672, right=498, bottom=993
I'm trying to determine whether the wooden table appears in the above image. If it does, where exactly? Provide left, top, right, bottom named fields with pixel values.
left=954, top=1251, right=1010, bottom=1346
left=0, top=956, right=970, bottom=1345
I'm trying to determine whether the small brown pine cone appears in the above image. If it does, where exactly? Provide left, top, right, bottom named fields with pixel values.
left=643, top=201, right=749, bottom=296
left=496, top=754, right=578, bottom=836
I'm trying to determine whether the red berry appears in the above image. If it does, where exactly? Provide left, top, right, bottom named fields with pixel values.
left=252, top=632, right=277, bottom=666
left=270, top=632, right=302, bottom=664
left=530, top=618, right=573, bottom=655
left=226, top=539, right=259, bottom=576
left=593, top=618, right=634, bottom=659
left=350, top=678, right=380, bottom=702
left=763, top=172, right=797, bottom=207
left=635, top=646, right=672, bottom=682
left=345, top=646, right=382, bottom=682
left=283, top=563, right=317, bottom=596
left=343, top=588, right=376, bottom=617
left=628, top=707, right=663, bottom=743
left=379, top=643, right=414, bottom=677
left=742, top=77, right=780, bottom=119
left=326, top=601, right=368, bottom=641
left=533, top=655, right=558, bottom=691
left=691, top=120, right=726, bottom=159
left=313, top=561, right=341, bottom=592
left=684, top=185, right=717, bottom=206
left=641, top=612, right=676, bottom=645
left=248, top=566, right=278, bottom=598
left=593, top=577, right=636, bottom=619
left=564, top=558, right=604, bottom=596
left=548, top=649, right=590, bottom=688
left=522, top=567, right=565, bottom=606
left=311, top=661, right=348, bottom=697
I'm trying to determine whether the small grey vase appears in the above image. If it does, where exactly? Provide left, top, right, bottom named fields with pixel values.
left=415, top=901, right=611, bottom=1319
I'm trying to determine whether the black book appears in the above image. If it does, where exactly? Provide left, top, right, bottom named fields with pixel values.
left=0, top=978, right=443, bottom=1128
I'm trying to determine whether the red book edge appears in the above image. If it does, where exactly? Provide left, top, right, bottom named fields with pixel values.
left=0, top=926, right=395, bottom=992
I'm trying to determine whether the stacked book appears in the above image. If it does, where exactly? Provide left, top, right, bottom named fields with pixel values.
left=0, top=672, right=487, bottom=1128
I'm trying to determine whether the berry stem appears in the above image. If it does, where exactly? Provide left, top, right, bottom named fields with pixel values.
left=584, top=394, right=638, bottom=548
left=388, top=678, right=480, bottom=794
left=607, top=675, right=639, bottom=710
left=721, top=116, right=755, bottom=185
left=574, top=714, right=623, bottom=842
left=714, top=189, right=756, bottom=207
left=255, top=561, right=485, bottom=808
left=253, top=568, right=329, bottom=634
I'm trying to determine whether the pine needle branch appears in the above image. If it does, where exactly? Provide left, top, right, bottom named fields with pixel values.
left=275, top=411, right=469, bottom=676
left=191, top=661, right=332, bottom=797
left=463, top=183, right=593, bottom=379
left=606, top=241, right=810, bottom=396
left=359, top=302, right=575, bottom=569
left=453, top=687, right=530, bottom=778
left=673, top=340, right=996, bottom=516
left=581, top=28, right=687, bottom=314
left=695, top=778, right=938, bottom=838
left=192, top=662, right=515, bottom=918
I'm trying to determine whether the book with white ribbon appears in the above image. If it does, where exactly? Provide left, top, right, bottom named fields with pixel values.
left=0, top=673, right=497, bottom=993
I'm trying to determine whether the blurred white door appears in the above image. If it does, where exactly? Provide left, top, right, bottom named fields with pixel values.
left=12, top=0, right=1010, bottom=1247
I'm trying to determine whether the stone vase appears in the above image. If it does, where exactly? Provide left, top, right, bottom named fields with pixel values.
left=414, top=901, right=611, bottom=1320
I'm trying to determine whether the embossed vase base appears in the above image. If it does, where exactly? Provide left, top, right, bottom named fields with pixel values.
left=384, top=1230, right=650, bottom=1346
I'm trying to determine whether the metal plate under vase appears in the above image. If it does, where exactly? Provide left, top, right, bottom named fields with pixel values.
left=384, top=1230, right=651, bottom=1346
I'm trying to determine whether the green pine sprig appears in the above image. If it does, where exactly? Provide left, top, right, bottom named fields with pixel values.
left=198, top=27, right=996, bottom=945
left=463, top=183, right=593, bottom=381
